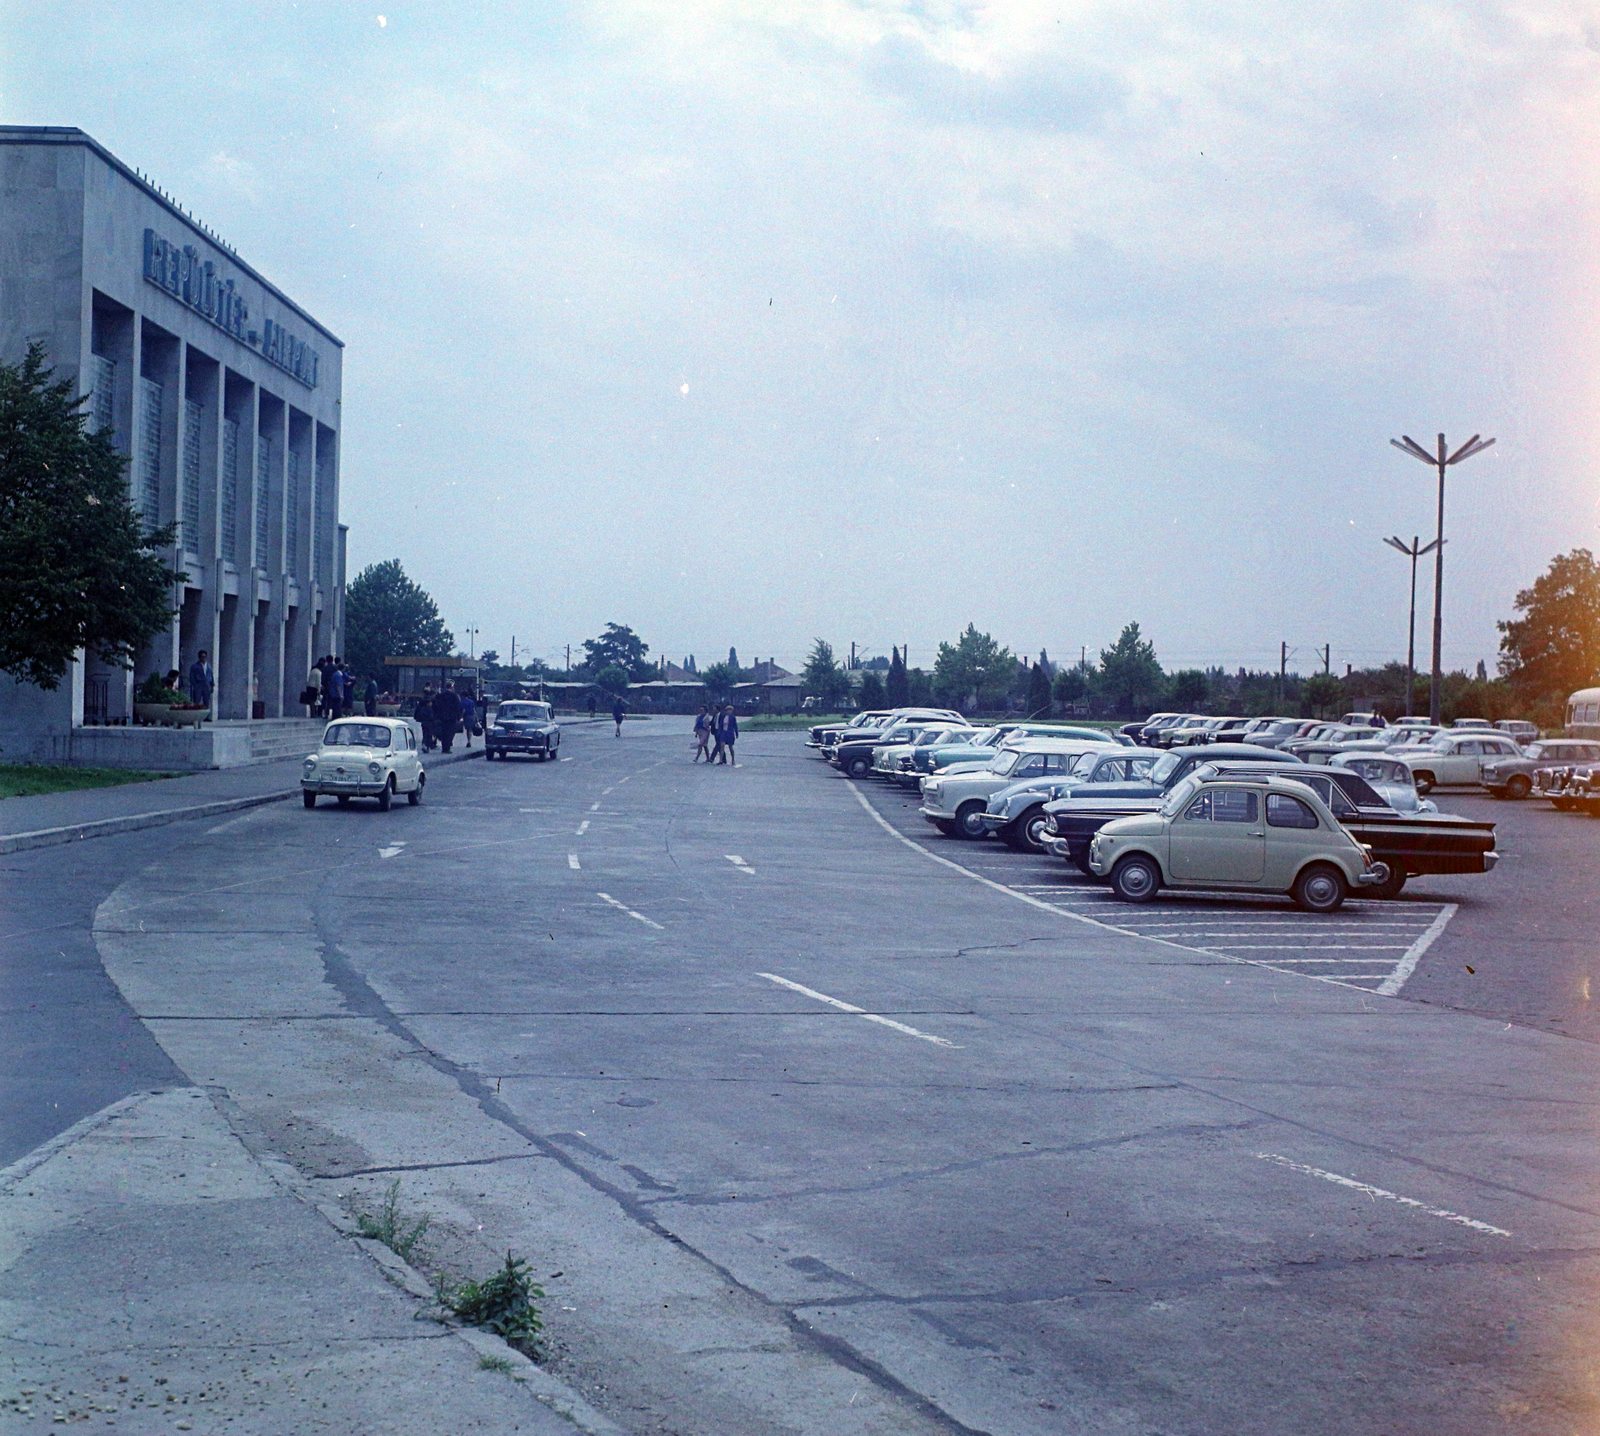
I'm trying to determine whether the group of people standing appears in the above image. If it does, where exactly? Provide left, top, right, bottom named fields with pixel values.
left=306, top=657, right=378, bottom=720
left=411, top=683, right=478, bottom=754
left=693, top=705, right=740, bottom=764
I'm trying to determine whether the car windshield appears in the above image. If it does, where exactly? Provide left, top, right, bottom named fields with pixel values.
left=324, top=723, right=391, bottom=748
left=1149, top=752, right=1184, bottom=785
left=498, top=703, right=550, bottom=720
left=1070, top=752, right=1101, bottom=775
left=1161, top=776, right=1200, bottom=817
left=1427, top=734, right=1455, bottom=751
left=989, top=749, right=1024, bottom=774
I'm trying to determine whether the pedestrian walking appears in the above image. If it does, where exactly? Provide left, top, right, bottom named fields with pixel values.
left=305, top=660, right=322, bottom=717
left=338, top=661, right=356, bottom=717
left=414, top=686, right=436, bottom=752
left=714, top=704, right=738, bottom=765
left=434, top=684, right=462, bottom=754
left=460, top=690, right=477, bottom=749
left=187, top=650, right=214, bottom=713
left=588, top=696, right=598, bottom=722
left=612, top=696, right=626, bottom=737
left=325, top=662, right=343, bottom=720
left=692, top=706, right=712, bottom=762
left=364, top=675, right=378, bottom=717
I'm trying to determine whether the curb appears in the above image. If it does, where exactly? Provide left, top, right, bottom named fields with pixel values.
left=0, top=747, right=484, bottom=856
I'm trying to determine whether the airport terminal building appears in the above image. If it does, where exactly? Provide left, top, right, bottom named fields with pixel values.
left=0, top=126, right=345, bottom=765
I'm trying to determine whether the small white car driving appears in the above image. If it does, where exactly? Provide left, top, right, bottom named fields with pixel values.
left=1088, top=770, right=1387, bottom=912
left=303, top=717, right=425, bottom=811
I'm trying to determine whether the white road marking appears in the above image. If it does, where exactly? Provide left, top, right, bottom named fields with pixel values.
left=602, top=786, right=615, bottom=796
left=378, top=846, right=404, bottom=860
left=576, top=820, right=590, bottom=835
left=725, top=855, right=755, bottom=874
left=568, top=854, right=581, bottom=870
left=1376, top=903, right=1459, bottom=996
left=847, top=787, right=1441, bottom=997
left=596, top=892, right=664, bottom=930
left=757, top=972, right=961, bottom=1048
left=589, top=802, right=601, bottom=812
left=1257, top=1153, right=1510, bottom=1237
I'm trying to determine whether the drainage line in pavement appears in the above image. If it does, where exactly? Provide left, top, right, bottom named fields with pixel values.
left=309, top=901, right=993, bottom=1436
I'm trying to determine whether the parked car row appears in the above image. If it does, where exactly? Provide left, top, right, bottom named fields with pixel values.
left=809, top=712, right=1500, bottom=912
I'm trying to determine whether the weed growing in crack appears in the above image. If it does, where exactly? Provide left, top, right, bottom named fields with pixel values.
left=476, top=1354, right=515, bottom=1374
left=445, top=1252, right=545, bottom=1356
left=355, top=1179, right=431, bottom=1262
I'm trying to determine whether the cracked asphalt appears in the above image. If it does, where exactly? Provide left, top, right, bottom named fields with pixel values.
left=7, top=718, right=1600, bottom=1434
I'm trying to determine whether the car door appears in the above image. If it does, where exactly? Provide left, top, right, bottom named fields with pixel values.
left=1262, top=790, right=1325, bottom=885
left=1442, top=739, right=1481, bottom=784
left=1168, top=787, right=1266, bottom=883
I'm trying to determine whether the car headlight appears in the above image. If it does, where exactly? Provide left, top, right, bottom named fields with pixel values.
left=368, top=761, right=382, bottom=775
left=303, top=757, right=316, bottom=770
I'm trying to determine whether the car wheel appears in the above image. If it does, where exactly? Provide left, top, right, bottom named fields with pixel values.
left=538, top=751, right=548, bottom=761
left=1109, top=853, right=1161, bottom=903
left=409, top=774, right=424, bottom=805
left=1293, top=862, right=1347, bottom=913
left=932, top=819, right=958, bottom=837
left=845, top=756, right=871, bottom=779
left=1412, top=771, right=1435, bottom=795
left=1506, top=775, right=1532, bottom=800
left=303, top=790, right=317, bottom=809
left=378, top=778, right=393, bottom=811
left=1018, top=808, right=1051, bottom=854
left=954, top=801, right=989, bottom=840
left=1370, top=867, right=1407, bottom=901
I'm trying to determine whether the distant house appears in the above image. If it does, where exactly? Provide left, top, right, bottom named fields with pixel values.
left=747, top=657, right=793, bottom=684
left=735, top=674, right=802, bottom=712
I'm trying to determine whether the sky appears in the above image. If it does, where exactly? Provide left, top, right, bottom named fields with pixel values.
left=4, top=1, right=1599, bottom=678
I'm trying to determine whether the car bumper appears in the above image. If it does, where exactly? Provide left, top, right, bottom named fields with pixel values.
left=1354, top=863, right=1391, bottom=887
left=487, top=737, right=550, bottom=751
left=302, top=777, right=386, bottom=796
left=975, top=812, right=1016, bottom=830
left=919, top=804, right=957, bottom=822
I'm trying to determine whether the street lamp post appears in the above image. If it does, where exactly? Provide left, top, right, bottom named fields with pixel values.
left=1383, top=535, right=1442, bottom=719
left=1388, top=432, right=1495, bottom=724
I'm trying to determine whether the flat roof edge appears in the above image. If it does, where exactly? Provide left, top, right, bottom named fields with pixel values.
left=0, top=126, right=344, bottom=350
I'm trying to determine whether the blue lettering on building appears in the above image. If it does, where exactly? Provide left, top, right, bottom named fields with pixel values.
left=143, top=228, right=318, bottom=390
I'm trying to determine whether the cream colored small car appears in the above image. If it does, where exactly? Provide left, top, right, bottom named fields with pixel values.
left=1088, top=772, right=1386, bottom=912
left=302, top=717, right=425, bottom=811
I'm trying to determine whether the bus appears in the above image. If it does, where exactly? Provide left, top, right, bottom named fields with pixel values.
left=1565, top=688, right=1600, bottom=739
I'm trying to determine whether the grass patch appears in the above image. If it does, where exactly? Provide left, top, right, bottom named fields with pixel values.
left=476, top=1354, right=515, bottom=1374
left=444, top=1252, right=545, bottom=1356
left=355, top=1179, right=431, bottom=1262
left=0, top=764, right=177, bottom=799
left=742, top=715, right=831, bottom=730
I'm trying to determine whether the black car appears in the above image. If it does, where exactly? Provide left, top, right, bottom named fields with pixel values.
left=485, top=700, right=561, bottom=761
left=831, top=721, right=942, bottom=779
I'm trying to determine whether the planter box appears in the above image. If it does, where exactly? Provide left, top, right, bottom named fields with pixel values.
left=134, top=702, right=208, bottom=728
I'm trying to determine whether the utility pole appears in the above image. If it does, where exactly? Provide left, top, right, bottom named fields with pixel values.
left=1323, top=644, right=1331, bottom=675
left=510, top=636, right=516, bottom=669
left=1384, top=535, right=1443, bottom=719
left=850, top=641, right=857, bottom=672
left=1278, top=642, right=1291, bottom=713
left=565, top=644, right=570, bottom=673
left=1389, top=431, right=1495, bottom=723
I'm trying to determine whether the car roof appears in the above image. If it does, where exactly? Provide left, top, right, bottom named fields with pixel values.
left=327, top=716, right=407, bottom=726
left=1172, top=742, right=1303, bottom=760
left=1007, top=737, right=1121, bottom=752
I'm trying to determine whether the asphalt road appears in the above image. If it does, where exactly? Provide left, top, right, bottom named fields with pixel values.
left=7, top=723, right=1600, bottom=1434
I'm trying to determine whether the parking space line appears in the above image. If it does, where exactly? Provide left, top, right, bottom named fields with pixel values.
left=576, top=819, right=590, bottom=835
left=596, top=892, right=665, bottom=930
left=568, top=854, right=581, bottom=870
left=1377, top=904, right=1459, bottom=996
left=849, top=787, right=1449, bottom=997
left=757, top=972, right=961, bottom=1048
left=725, top=855, right=756, bottom=875
left=1257, top=1153, right=1510, bottom=1237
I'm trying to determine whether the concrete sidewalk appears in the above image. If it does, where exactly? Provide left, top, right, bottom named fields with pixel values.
left=0, top=1087, right=622, bottom=1434
left=0, top=746, right=483, bottom=855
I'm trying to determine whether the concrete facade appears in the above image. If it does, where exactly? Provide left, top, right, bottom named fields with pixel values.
left=0, top=127, right=345, bottom=765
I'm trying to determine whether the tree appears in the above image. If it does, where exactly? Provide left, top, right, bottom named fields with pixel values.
left=1053, top=666, right=1089, bottom=709
left=858, top=670, right=887, bottom=709
left=1026, top=653, right=1053, bottom=717
left=907, top=667, right=933, bottom=706
left=1169, top=669, right=1209, bottom=711
left=933, top=624, right=1014, bottom=711
left=701, top=661, right=739, bottom=701
left=0, top=343, right=183, bottom=689
left=886, top=646, right=909, bottom=707
left=728, top=646, right=740, bottom=673
left=1497, top=550, right=1600, bottom=706
left=594, top=664, right=630, bottom=696
left=582, top=622, right=653, bottom=679
left=344, top=559, right=454, bottom=681
left=1302, top=672, right=1343, bottom=717
left=1098, top=622, right=1164, bottom=716
left=800, top=638, right=852, bottom=709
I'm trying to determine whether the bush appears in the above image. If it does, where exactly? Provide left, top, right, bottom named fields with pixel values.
left=447, top=1252, right=545, bottom=1355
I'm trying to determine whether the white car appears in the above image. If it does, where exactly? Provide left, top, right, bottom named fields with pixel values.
left=303, top=717, right=425, bottom=810
left=920, top=738, right=1120, bottom=838
left=1392, top=731, right=1523, bottom=794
